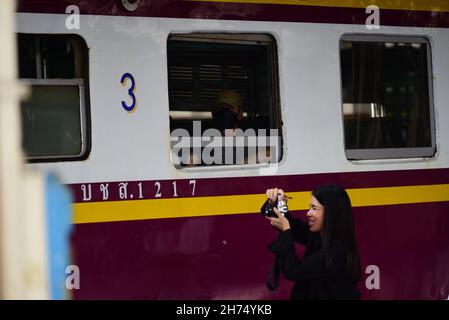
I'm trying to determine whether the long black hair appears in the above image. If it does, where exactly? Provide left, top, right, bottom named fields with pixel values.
left=312, top=184, right=361, bottom=282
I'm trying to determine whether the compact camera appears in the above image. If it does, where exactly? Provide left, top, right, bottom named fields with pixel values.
left=263, top=194, right=288, bottom=218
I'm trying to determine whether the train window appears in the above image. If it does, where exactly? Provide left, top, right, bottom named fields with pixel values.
left=339, top=35, right=435, bottom=160
left=17, top=34, right=89, bottom=161
left=167, top=33, right=282, bottom=167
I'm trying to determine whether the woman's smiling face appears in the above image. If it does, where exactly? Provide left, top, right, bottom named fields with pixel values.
left=306, top=195, right=325, bottom=232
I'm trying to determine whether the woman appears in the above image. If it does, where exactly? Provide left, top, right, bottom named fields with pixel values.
left=261, top=185, right=361, bottom=300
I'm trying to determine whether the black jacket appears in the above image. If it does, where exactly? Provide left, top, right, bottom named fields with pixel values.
left=262, top=202, right=360, bottom=300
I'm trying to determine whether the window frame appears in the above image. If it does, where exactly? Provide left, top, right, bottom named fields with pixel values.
left=167, top=32, right=283, bottom=170
left=339, top=34, right=436, bottom=160
left=18, top=33, right=91, bottom=162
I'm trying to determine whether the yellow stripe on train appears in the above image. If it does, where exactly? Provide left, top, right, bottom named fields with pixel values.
left=189, top=0, right=449, bottom=13
left=72, top=184, right=449, bottom=224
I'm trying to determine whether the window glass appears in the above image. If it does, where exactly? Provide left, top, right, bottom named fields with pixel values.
left=340, top=36, right=435, bottom=159
left=167, top=34, right=282, bottom=167
left=40, top=37, right=76, bottom=79
left=18, top=35, right=36, bottom=78
left=21, top=86, right=81, bottom=156
left=17, top=34, right=88, bottom=160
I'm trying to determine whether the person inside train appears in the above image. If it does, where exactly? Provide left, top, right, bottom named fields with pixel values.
left=261, top=185, right=361, bottom=300
left=185, top=89, right=270, bottom=166
left=209, top=89, right=271, bottom=165
left=184, top=89, right=242, bottom=165
left=211, top=89, right=244, bottom=135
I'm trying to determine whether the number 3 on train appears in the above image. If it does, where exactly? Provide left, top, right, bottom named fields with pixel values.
left=121, top=72, right=137, bottom=112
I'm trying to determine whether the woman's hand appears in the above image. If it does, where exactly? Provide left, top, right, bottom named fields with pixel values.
left=266, top=207, right=291, bottom=232
left=266, top=188, right=285, bottom=204
left=265, top=188, right=290, bottom=232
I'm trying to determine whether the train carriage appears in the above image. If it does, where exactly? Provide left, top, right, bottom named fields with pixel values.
left=15, top=0, right=449, bottom=299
